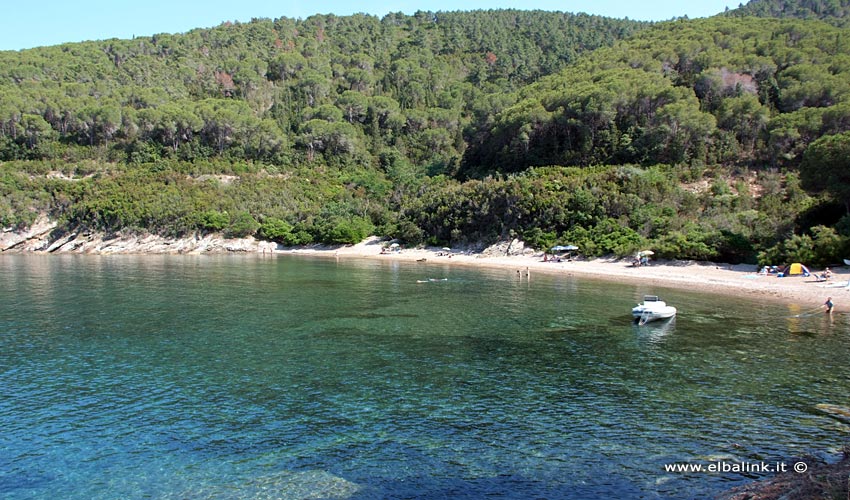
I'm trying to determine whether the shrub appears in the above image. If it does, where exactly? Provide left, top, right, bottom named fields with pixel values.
left=224, top=211, right=259, bottom=238
left=319, top=215, right=374, bottom=244
left=258, top=217, right=294, bottom=243
left=198, top=210, right=229, bottom=231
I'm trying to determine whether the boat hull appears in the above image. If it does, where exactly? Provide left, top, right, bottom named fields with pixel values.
left=632, top=295, right=677, bottom=324
left=632, top=308, right=677, bottom=323
left=632, top=303, right=677, bottom=324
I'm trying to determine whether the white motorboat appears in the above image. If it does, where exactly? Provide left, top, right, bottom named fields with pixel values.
left=632, top=295, right=677, bottom=324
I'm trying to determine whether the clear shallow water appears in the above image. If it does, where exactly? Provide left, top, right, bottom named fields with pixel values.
left=1, top=255, right=848, bottom=499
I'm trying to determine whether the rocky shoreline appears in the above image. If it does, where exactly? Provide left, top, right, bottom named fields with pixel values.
left=1, top=217, right=277, bottom=254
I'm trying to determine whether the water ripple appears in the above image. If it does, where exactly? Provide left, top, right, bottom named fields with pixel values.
left=0, top=255, right=848, bottom=499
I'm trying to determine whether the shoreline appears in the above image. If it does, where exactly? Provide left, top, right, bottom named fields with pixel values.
left=3, top=226, right=845, bottom=310
left=280, top=237, right=845, bottom=311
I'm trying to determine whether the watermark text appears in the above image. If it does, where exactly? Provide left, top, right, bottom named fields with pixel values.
left=663, top=460, right=808, bottom=474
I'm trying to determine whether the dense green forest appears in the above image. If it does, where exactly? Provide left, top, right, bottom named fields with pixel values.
left=3, top=0, right=850, bottom=265
left=725, top=0, right=850, bottom=25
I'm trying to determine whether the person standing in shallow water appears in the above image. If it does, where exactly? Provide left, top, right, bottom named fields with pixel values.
left=824, top=296, right=834, bottom=314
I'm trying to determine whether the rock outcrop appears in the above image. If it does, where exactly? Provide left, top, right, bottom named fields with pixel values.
left=1, top=216, right=57, bottom=252
left=1, top=217, right=280, bottom=254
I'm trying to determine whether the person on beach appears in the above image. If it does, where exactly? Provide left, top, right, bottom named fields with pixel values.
left=824, top=296, right=834, bottom=314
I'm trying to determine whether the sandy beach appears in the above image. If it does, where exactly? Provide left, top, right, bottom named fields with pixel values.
left=5, top=222, right=846, bottom=312
left=277, top=237, right=848, bottom=312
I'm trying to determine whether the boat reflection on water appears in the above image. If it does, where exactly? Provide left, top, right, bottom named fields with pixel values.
left=634, top=316, right=676, bottom=344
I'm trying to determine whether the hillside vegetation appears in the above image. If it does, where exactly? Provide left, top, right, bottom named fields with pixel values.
left=725, top=0, right=850, bottom=26
left=2, top=1, right=850, bottom=265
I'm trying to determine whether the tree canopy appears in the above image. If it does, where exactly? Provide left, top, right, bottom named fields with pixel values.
left=3, top=2, right=850, bottom=265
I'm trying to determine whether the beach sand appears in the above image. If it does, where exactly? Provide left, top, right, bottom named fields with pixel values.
left=10, top=226, right=844, bottom=311
left=275, top=237, right=847, bottom=312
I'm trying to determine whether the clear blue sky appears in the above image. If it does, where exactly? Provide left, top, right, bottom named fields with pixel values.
left=0, top=0, right=740, bottom=51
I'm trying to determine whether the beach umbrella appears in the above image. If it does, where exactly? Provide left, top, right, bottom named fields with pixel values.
left=442, top=247, right=451, bottom=251
left=389, top=243, right=400, bottom=248
left=550, top=245, right=578, bottom=261
left=638, top=250, right=654, bottom=256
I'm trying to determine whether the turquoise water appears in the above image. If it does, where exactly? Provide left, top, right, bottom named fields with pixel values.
left=1, top=255, right=848, bottom=499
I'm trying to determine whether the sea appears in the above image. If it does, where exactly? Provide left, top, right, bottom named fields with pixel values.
left=1, top=254, right=848, bottom=499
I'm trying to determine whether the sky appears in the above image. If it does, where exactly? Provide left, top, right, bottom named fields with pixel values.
left=0, top=0, right=740, bottom=51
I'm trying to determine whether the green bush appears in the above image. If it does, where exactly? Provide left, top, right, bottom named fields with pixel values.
left=522, top=227, right=558, bottom=252
left=389, top=219, right=425, bottom=246
left=653, top=230, right=718, bottom=261
left=198, top=210, right=229, bottom=231
left=564, top=219, right=643, bottom=257
left=319, top=215, right=374, bottom=244
left=225, top=211, right=259, bottom=238
left=758, top=234, right=815, bottom=266
left=258, top=217, right=294, bottom=243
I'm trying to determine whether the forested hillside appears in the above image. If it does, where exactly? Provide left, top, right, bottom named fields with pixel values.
left=0, top=10, right=644, bottom=168
left=725, top=0, right=850, bottom=25
left=462, top=17, right=850, bottom=174
left=0, top=9, right=648, bottom=248
left=2, top=3, right=850, bottom=265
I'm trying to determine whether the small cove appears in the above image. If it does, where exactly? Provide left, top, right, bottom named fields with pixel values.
left=1, top=254, right=848, bottom=499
